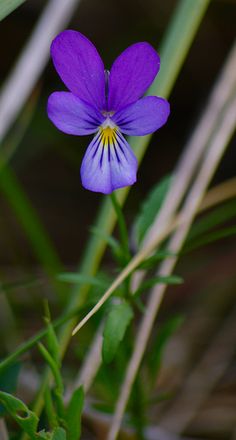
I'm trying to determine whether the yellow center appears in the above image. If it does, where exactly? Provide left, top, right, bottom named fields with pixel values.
left=100, top=126, right=117, bottom=146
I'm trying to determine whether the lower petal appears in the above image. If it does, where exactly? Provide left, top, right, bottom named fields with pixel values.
left=80, top=129, right=137, bottom=194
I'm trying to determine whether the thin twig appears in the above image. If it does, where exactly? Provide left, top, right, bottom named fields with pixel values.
left=0, top=0, right=80, bottom=142
left=107, top=92, right=236, bottom=440
left=72, top=41, right=236, bottom=336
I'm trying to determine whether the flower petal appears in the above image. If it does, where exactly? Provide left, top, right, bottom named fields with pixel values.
left=112, top=96, right=170, bottom=136
left=47, top=92, right=104, bottom=135
left=51, top=30, right=106, bottom=109
left=108, top=42, right=160, bottom=112
left=81, top=129, right=137, bottom=194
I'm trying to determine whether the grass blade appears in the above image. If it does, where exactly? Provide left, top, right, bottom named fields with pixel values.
left=0, top=0, right=26, bottom=21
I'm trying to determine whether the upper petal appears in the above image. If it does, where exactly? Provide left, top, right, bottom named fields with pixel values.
left=112, top=96, right=170, bottom=136
left=51, top=30, right=106, bottom=110
left=80, top=129, right=137, bottom=194
left=107, top=42, right=160, bottom=112
left=47, top=91, right=104, bottom=135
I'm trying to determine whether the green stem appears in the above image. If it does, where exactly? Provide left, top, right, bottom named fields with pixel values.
left=0, top=309, right=78, bottom=374
left=110, top=192, right=130, bottom=262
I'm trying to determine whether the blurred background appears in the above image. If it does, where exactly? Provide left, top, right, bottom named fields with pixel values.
left=0, top=1, right=236, bottom=439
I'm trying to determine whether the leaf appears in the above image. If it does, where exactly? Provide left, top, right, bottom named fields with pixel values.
left=0, top=363, right=21, bottom=415
left=66, top=387, right=84, bottom=440
left=57, top=273, right=108, bottom=289
left=137, top=249, right=176, bottom=270
left=134, top=175, right=173, bottom=244
left=51, top=427, right=67, bottom=440
left=44, top=387, right=58, bottom=430
left=0, top=391, right=38, bottom=438
left=0, top=277, right=41, bottom=294
left=90, top=227, right=121, bottom=254
left=44, top=303, right=60, bottom=368
left=38, top=344, right=63, bottom=397
left=134, top=275, right=183, bottom=297
left=183, top=225, right=236, bottom=253
left=0, top=0, right=26, bottom=21
left=186, top=199, right=236, bottom=243
left=102, top=302, right=134, bottom=363
left=149, top=315, right=184, bottom=381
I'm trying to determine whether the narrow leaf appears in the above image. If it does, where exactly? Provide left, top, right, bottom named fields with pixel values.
left=137, top=249, right=176, bottom=270
left=134, top=175, right=173, bottom=244
left=38, top=344, right=63, bottom=396
left=44, top=303, right=60, bottom=368
left=0, top=391, right=38, bottom=438
left=102, top=302, right=133, bottom=363
left=0, top=0, right=26, bottom=21
left=57, top=273, right=108, bottom=289
left=186, top=199, right=236, bottom=243
left=134, top=275, right=183, bottom=297
left=66, top=387, right=84, bottom=440
left=184, top=225, right=236, bottom=253
left=90, top=227, right=120, bottom=253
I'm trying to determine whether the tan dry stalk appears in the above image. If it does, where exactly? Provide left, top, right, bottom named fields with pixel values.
left=0, top=0, right=80, bottom=141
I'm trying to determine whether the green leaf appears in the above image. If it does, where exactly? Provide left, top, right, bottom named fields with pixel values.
left=37, top=431, right=50, bottom=440
left=183, top=225, right=236, bottom=253
left=134, top=275, right=183, bottom=297
left=51, top=427, right=67, bottom=440
left=0, top=363, right=21, bottom=415
left=57, top=273, right=108, bottom=289
left=0, top=0, right=26, bottom=21
left=90, top=227, right=121, bottom=254
left=137, top=249, right=176, bottom=270
left=0, top=164, right=65, bottom=300
left=0, top=391, right=38, bottom=438
left=134, top=175, right=173, bottom=244
left=44, top=303, right=60, bottom=368
left=0, top=277, right=41, bottom=294
left=149, top=315, right=184, bottom=382
left=38, top=344, right=63, bottom=397
left=102, top=302, right=134, bottom=363
left=44, top=387, right=58, bottom=430
left=186, top=199, right=236, bottom=243
left=66, top=387, right=84, bottom=440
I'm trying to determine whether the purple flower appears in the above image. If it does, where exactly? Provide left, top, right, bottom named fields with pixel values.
left=47, top=30, right=170, bottom=194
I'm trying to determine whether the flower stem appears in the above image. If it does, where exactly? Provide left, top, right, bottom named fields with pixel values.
left=110, top=192, right=130, bottom=263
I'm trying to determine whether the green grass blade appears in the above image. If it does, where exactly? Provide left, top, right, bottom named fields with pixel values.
left=0, top=0, right=26, bottom=21
left=186, top=199, right=236, bottom=242
left=0, top=163, right=65, bottom=298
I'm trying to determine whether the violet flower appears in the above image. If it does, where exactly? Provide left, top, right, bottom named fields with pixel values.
left=47, top=30, right=170, bottom=194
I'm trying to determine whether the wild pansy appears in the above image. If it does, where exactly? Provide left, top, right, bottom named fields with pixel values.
left=47, top=30, right=170, bottom=194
